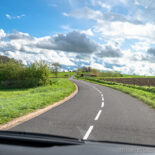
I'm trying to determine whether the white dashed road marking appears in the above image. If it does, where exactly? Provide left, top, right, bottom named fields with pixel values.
left=94, top=110, right=102, bottom=121
left=83, top=125, right=94, bottom=140
left=80, top=80, right=105, bottom=139
left=101, top=102, right=104, bottom=108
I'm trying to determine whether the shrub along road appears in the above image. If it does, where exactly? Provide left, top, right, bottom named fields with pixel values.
left=10, top=78, right=155, bottom=145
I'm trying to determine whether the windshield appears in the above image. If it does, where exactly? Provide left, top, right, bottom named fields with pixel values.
left=0, top=0, right=155, bottom=146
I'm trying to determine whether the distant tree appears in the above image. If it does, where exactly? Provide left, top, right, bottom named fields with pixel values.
left=80, top=66, right=92, bottom=72
left=87, top=66, right=91, bottom=72
left=91, top=69, right=99, bottom=76
left=51, top=62, right=61, bottom=78
left=77, top=68, right=82, bottom=77
left=81, top=66, right=87, bottom=72
left=100, top=70, right=122, bottom=77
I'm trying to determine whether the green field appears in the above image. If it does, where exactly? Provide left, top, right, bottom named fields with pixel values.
left=0, top=78, right=75, bottom=124
left=50, top=72, right=76, bottom=78
left=76, top=72, right=155, bottom=78
left=80, top=77, right=155, bottom=109
left=121, top=74, right=155, bottom=78
left=95, top=76, right=155, bottom=79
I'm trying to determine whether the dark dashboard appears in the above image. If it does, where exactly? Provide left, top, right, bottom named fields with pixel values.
left=0, top=131, right=154, bottom=155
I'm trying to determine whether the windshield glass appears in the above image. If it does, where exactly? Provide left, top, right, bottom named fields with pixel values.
left=0, top=0, right=155, bottom=146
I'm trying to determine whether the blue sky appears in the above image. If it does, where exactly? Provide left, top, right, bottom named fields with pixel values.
left=0, top=0, right=155, bottom=75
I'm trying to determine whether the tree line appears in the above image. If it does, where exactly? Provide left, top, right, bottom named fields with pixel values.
left=0, top=55, right=62, bottom=88
left=77, top=66, right=122, bottom=77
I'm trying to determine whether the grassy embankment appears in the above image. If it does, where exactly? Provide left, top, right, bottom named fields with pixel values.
left=0, top=78, right=75, bottom=124
left=80, top=77, right=155, bottom=109
left=50, top=72, right=76, bottom=78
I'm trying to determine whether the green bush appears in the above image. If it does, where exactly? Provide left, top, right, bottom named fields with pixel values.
left=0, top=61, right=51, bottom=88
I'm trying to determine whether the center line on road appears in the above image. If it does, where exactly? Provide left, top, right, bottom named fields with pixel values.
left=83, top=125, right=94, bottom=140
left=94, top=110, right=102, bottom=121
left=102, top=97, right=104, bottom=101
left=101, top=102, right=104, bottom=108
left=101, top=94, right=103, bottom=97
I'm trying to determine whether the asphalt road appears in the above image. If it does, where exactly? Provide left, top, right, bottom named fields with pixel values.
left=11, top=78, right=155, bottom=145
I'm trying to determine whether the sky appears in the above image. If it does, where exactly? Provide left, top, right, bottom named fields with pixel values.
left=0, top=0, right=155, bottom=75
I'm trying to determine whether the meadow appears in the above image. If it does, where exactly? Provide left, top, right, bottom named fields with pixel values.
left=0, top=78, right=75, bottom=124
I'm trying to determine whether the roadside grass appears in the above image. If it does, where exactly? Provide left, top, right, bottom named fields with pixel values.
left=80, top=77, right=155, bottom=109
left=50, top=72, right=76, bottom=78
left=0, top=78, right=75, bottom=124
left=95, top=76, right=155, bottom=79
left=121, top=74, right=155, bottom=78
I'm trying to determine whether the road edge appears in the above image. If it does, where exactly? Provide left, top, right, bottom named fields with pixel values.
left=0, top=82, right=78, bottom=130
left=81, top=78, right=155, bottom=109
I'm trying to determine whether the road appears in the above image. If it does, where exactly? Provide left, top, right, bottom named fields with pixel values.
left=11, top=78, right=155, bottom=145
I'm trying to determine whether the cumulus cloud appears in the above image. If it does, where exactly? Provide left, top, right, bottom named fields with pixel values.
left=147, top=48, right=155, bottom=56
left=1, top=30, right=123, bottom=57
left=131, top=41, right=150, bottom=51
left=81, top=29, right=94, bottom=36
left=94, top=21, right=155, bottom=41
left=96, top=45, right=122, bottom=57
left=63, top=5, right=155, bottom=42
left=7, top=31, right=34, bottom=40
left=0, top=28, right=154, bottom=75
left=36, top=31, right=98, bottom=53
left=141, top=48, right=155, bottom=63
left=0, top=29, right=123, bottom=68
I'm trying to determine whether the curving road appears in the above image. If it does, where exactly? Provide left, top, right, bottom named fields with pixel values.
left=11, top=78, right=155, bottom=145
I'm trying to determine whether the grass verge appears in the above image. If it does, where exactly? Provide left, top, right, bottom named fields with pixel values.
left=80, top=77, right=155, bottom=109
left=0, top=78, right=75, bottom=124
left=50, top=72, right=76, bottom=78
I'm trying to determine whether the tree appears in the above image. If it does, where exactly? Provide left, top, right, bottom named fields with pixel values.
left=81, top=66, right=91, bottom=72
left=0, top=55, right=22, bottom=65
left=51, top=62, right=61, bottom=78
left=91, top=69, right=99, bottom=76
left=87, top=66, right=91, bottom=72
left=0, top=60, right=51, bottom=88
left=77, top=68, right=82, bottom=74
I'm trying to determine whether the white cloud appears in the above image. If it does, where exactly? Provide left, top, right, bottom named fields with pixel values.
left=131, top=41, right=150, bottom=51
left=63, top=6, right=155, bottom=42
left=0, top=29, right=6, bottom=39
left=0, top=28, right=154, bottom=75
left=36, top=31, right=98, bottom=54
left=7, top=31, right=33, bottom=40
left=62, top=12, right=69, bottom=16
left=63, top=7, right=103, bottom=20
left=113, top=61, right=155, bottom=76
left=90, top=62, right=111, bottom=71
left=81, top=28, right=94, bottom=36
left=94, top=21, right=155, bottom=41
left=5, top=14, right=25, bottom=20
left=91, top=0, right=111, bottom=11
left=5, top=14, right=11, bottom=19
